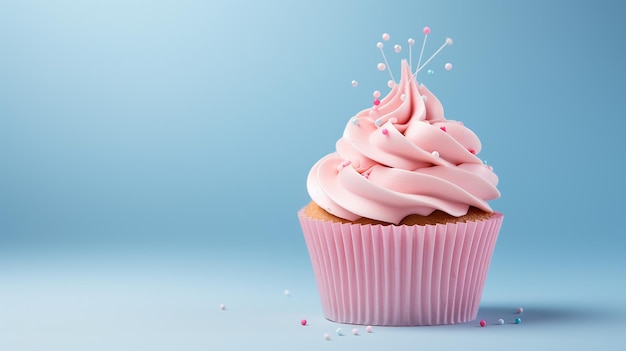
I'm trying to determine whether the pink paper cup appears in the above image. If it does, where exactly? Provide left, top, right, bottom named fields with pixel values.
left=298, top=209, right=503, bottom=326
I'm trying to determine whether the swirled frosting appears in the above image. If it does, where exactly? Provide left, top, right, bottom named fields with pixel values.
left=307, top=60, right=500, bottom=224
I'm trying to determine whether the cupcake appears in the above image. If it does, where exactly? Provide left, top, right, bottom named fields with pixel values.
left=298, top=31, right=503, bottom=326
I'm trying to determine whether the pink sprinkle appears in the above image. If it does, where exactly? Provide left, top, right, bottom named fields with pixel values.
left=440, top=126, right=447, bottom=132
left=373, top=99, right=381, bottom=106
left=382, top=128, right=389, bottom=135
left=423, top=26, right=431, bottom=35
left=479, top=320, right=487, bottom=327
left=468, top=148, right=476, bottom=155
left=300, top=319, right=307, bottom=326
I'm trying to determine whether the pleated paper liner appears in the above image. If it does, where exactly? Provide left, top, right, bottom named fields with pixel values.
left=298, top=209, right=503, bottom=326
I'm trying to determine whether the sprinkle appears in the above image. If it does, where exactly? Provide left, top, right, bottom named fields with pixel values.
left=377, top=63, right=386, bottom=71
left=374, top=119, right=383, bottom=127
left=431, top=151, right=439, bottom=158
left=382, top=33, right=390, bottom=41
left=482, top=160, right=488, bottom=165
left=324, top=333, right=331, bottom=341
left=352, top=328, right=359, bottom=336
left=440, top=126, right=447, bottom=132
left=351, top=80, right=358, bottom=88
left=301, top=319, right=307, bottom=326
left=421, top=95, right=428, bottom=101
left=497, top=319, right=505, bottom=325
left=337, top=159, right=352, bottom=171
left=283, top=289, right=290, bottom=296
left=468, top=148, right=476, bottom=155
left=351, top=117, right=359, bottom=125
left=336, top=328, right=344, bottom=336
left=517, top=307, right=524, bottom=314
left=373, top=90, right=381, bottom=98
left=381, top=128, right=389, bottom=135
left=444, top=63, right=453, bottom=71
left=515, top=318, right=522, bottom=324
left=387, top=80, right=395, bottom=88
left=394, top=44, right=402, bottom=53
left=373, top=99, right=381, bottom=106
left=219, top=304, right=225, bottom=310
left=427, top=69, right=434, bottom=75
left=366, top=325, right=373, bottom=333
left=479, top=320, right=487, bottom=327
left=400, top=94, right=406, bottom=101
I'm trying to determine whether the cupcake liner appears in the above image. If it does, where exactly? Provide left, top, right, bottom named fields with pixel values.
left=298, top=209, right=503, bottom=326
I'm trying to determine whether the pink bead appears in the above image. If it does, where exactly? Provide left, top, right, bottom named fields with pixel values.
left=440, top=126, right=447, bottom=132
left=373, top=90, right=381, bottom=98
left=480, top=320, right=487, bottom=327
left=377, top=63, right=386, bottom=71
left=300, top=319, right=307, bottom=326
left=382, top=128, right=388, bottom=135
left=423, top=26, right=431, bottom=35
left=366, top=326, right=373, bottom=333
left=444, top=63, right=453, bottom=71
left=517, top=307, right=524, bottom=314
left=373, top=99, right=380, bottom=106
left=382, top=33, right=390, bottom=41
left=468, top=148, right=476, bottom=155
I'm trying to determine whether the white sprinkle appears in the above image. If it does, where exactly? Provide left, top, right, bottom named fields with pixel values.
left=352, top=328, right=359, bottom=335
left=324, top=333, right=331, bottom=341
left=432, top=151, right=439, bottom=158
left=366, top=325, right=373, bottom=333
left=219, top=304, right=225, bottom=310
left=283, top=289, right=290, bottom=296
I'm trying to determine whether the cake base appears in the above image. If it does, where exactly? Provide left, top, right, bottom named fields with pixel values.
left=304, top=201, right=495, bottom=226
left=299, top=205, right=503, bottom=326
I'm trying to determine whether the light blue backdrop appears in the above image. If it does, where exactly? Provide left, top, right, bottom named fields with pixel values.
left=1, top=1, right=625, bottom=350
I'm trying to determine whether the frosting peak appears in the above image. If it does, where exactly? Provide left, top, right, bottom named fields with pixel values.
left=307, top=60, right=500, bottom=224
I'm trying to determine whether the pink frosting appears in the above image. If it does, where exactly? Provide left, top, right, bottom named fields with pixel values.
left=307, top=60, right=500, bottom=224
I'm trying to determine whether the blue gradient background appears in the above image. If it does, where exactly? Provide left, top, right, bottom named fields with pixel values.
left=1, top=0, right=625, bottom=350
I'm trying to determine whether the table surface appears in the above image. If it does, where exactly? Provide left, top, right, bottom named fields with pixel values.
left=2, top=244, right=624, bottom=351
